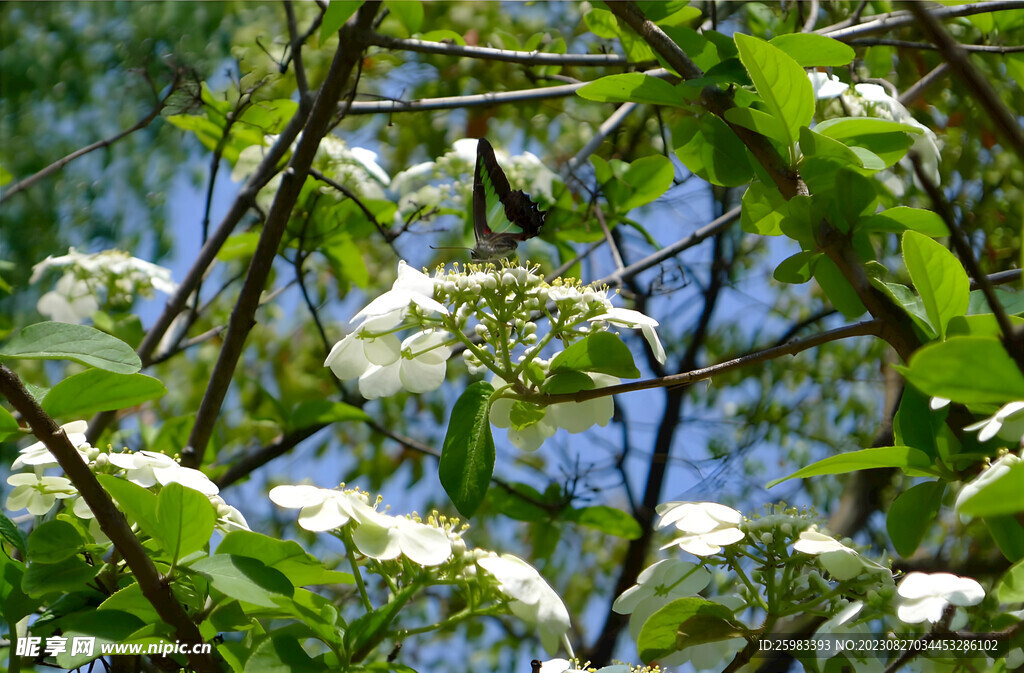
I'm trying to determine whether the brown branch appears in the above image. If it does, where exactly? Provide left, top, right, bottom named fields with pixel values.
left=368, top=33, right=639, bottom=66
left=906, top=1, right=1024, bottom=164
left=0, top=366, right=216, bottom=672
left=818, top=1, right=1024, bottom=40
left=849, top=37, right=1024, bottom=53
left=183, top=2, right=383, bottom=468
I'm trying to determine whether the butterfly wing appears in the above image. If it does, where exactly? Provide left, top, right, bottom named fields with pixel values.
left=472, top=138, right=547, bottom=260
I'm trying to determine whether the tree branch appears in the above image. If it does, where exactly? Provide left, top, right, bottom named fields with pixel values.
left=184, top=2, right=383, bottom=468
left=849, top=37, right=1024, bottom=53
left=818, top=1, right=1024, bottom=40
left=0, top=366, right=217, bottom=673
left=369, top=33, right=639, bottom=66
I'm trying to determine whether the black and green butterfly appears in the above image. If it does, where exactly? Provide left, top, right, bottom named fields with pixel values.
left=471, top=138, right=547, bottom=260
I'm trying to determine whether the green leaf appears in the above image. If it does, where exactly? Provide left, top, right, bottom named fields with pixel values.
left=741, top=181, right=786, bottom=236
left=155, top=483, right=216, bottom=560
left=902, top=231, right=969, bottom=340
left=320, top=1, right=363, bottom=43
left=54, top=610, right=146, bottom=669
left=27, top=519, right=84, bottom=564
left=551, top=331, right=641, bottom=378
left=384, top=0, right=423, bottom=35
left=217, top=231, right=262, bottom=261
left=858, top=207, right=949, bottom=237
left=815, top=118, right=919, bottom=167
left=577, top=73, right=683, bottom=107
left=799, top=127, right=873, bottom=170
left=768, top=33, right=855, bottom=67
left=217, top=530, right=352, bottom=587
left=673, top=115, right=753, bottom=187
left=959, top=462, right=1024, bottom=517
left=565, top=506, right=642, bottom=539
left=439, top=382, right=495, bottom=517
left=0, top=551, right=36, bottom=623
left=722, top=105, right=790, bottom=146
left=767, top=446, right=938, bottom=487
left=508, top=401, right=547, bottom=430
left=986, top=516, right=1024, bottom=561
left=191, top=555, right=294, bottom=607
left=245, top=634, right=324, bottom=673
left=0, top=510, right=28, bottom=555
left=773, top=251, right=819, bottom=284
left=904, top=337, right=1024, bottom=404
left=996, top=558, right=1024, bottom=603
left=21, top=555, right=100, bottom=596
left=289, top=399, right=369, bottom=430
left=97, top=474, right=162, bottom=545
left=488, top=483, right=551, bottom=522
left=620, top=155, right=674, bottom=211
left=887, top=481, right=944, bottom=557
left=0, top=322, right=141, bottom=374
left=813, top=256, right=866, bottom=319
left=893, top=387, right=942, bottom=459
left=733, top=33, right=813, bottom=147
left=345, top=584, right=419, bottom=662
left=541, top=370, right=595, bottom=395
left=0, top=404, right=21, bottom=441
left=637, top=597, right=747, bottom=661
left=42, top=370, right=166, bottom=418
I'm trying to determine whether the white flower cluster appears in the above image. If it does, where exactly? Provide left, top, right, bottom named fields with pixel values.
left=31, top=248, right=177, bottom=324
left=807, top=72, right=941, bottom=195
left=5, top=421, right=247, bottom=533
left=269, top=483, right=572, bottom=653
left=325, top=260, right=665, bottom=452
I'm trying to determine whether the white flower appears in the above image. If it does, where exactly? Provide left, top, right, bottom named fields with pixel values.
left=5, top=473, right=77, bottom=515
left=964, top=401, right=1024, bottom=442
left=107, top=450, right=218, bottom=496
left=545, top=373, right=618, bottom=434
left=325, top=331, right=401, bottom=381
left=812, top=601, right=883, bottom=672
left=808, top=72, right=849, bottom=100
left=895, top=572, right=984, bottom=624
left=350, top=261, right=446, bottom=329
left=477, top=553, right=571, bottom=654
left=210, top=495, right=250, bottom=532
left=351, top=509, right=452, bottom=567
left=356, top=330, right=452, bottom=400
left=36, top=273, right=100, bottom=324
left=657, top=501, right=745, bottom=556
left=793, top=529, right=889, bottom=581
left=955, top=452, right=1022, bottom=517
left=590, top=307, right=666, bottom=364
left=851, top=83, right=941, bottom=187
left=12, top=420, right=91, bottom=470
left=930, top=396, right=950, bottom=410
left=613, top=558, right=711, bottom=640
left=269, top=484, right=377, bottom=532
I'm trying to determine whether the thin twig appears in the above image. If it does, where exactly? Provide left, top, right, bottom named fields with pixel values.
left=906, top=1, right=1024, bottom=163
left=595, top=206, right=625, bottom=272
left=369, top=33, right=639, bottom=66
left=898, top=62, right=950, bottom=106
left=850, top=37, right=1024, bottom=53
left=284, top=0, right=309, bottom=99
left=818, top=1, right=1024, bottom=40
left=341, top=81, right=592, bottom=115
left=0, top=366, right=216, bottom=672
left=309, top=167, right=397, bottom=246
left=801, top=0, right=820, bottom=33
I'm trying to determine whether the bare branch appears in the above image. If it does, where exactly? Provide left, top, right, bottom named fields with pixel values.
left=369, top=33, right=639, bottom=66
left=0, top=365, right=216, bottom=672
left=343, top=80, right=588, bottom=115
left=850, top=37, right=1024, bottom=53
left=819, top=1, right=1024, bottom=39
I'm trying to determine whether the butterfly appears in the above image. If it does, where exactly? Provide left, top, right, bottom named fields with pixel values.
left=471, top=138, right=547, bottom=261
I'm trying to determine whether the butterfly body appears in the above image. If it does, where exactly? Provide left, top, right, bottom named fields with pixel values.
left=471, top=138, right=547, bottom=261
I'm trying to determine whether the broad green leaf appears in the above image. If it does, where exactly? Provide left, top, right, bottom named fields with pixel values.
left=733, top=33, right=813, bottom=147
left=903, top=231, right=969, bottom=340
left=155, top=483, right=216, bottom=560
left=773, top=251, right=819, bottom=284
left=541, top=370, right=595, bottom=395
left=584, top=7, right=620, bottom=38
left=98, top=581, right=201, bottom=623
left=508, top=401, right=546, bottom=430
left=637, top=597, right=746, bottom=662
left=0, top=510, right=28, bottom=555
left=893, top=386, right=942, bottom=459
left=488, top=483, right=551, bottom=523
left=550, top=331, right=641, bottom=378
left=986, top=516, right=1024, bottom=561
left=673, top=115, right=753, bottom=187
left=439, top=382, right=495, bottom=517
left=722, top=105, right=790, bottom=146
left=806, top=167, right=877, bottom=233
left=0, top=404, right=21, bottom=441
left=97, top=474, right=162, bottom=546
left=92, top=311, right=144, bottom=349
left=904, top=337, right=1024, bottom=404
left=0, top=551, right=36, bottom=623
left=245, top=634, right=324, bottom=673
left=948, top=314, right=1024, bottom=339
left=42, top=370, right=166, bottom=418
left=0, top=322, right=141, bottom=374
left=217, top=530, right=353, bottom=586
left=767, top=446, right=938, bottom=487
left=996, top=558, right=1024, bottom=602
left=799, top=127, right=871, bottom=169
left=621, top=155, right=674, bottom=211
left=320, top=1, right=363, bottom=43
left=813, top=256, right=866, bottom=319
left=877, top=281, right=935, bottom=338
left=815, top=117, right=924, bottom=138
left=21, top=555, right=100, bottom=596
left=54, top=610, right=145, bottom=669
left=959, top=462, right=1024, bottom=517
left=27, top=519, right=83, bottom=564
left=345, top=584, right=419, bottom=661
left=661, top=26, right=721, bottom=72
left=191, top=555, right=294, bottom=607
left=289, top=399, right=369, bottom=430
left=769, top=33, right=855, bottom=67
left=237, top=99, right=299, bottom=135
left=384, top=0, right=423, bottom=35
left=968, top=287, right=1024, bottom=316
left=887, top=481, right=944, bottom=557
left=859, top=207, right=949, bottom=236
left=741, top=181, right=786, bottom=236
left=577, top=73, right=684, bottom=107
left=566, top=506, right=642, bottom=539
